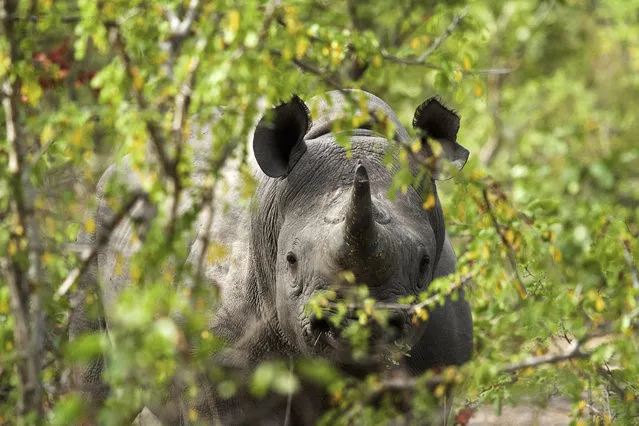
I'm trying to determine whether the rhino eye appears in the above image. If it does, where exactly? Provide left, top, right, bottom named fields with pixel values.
left=286, top=252, right=298, bottom=266
left=419, top=254, right=430, bottom=277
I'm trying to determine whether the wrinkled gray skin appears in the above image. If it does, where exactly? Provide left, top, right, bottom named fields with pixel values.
left=69, top=90, right=473, bottom=425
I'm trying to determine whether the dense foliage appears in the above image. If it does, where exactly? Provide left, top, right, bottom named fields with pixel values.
left=1, top=0, right=638, bottom=424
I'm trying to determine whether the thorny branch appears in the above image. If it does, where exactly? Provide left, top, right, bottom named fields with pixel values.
left=381, top=7, right=470, bottom=67
left=481, top=187, right=528, bottom=299
left=418, top=6, right=470, bottom=63
left=56, top=192, right=147, bottom=297
left=377, top=333, right=599, bottom=393
left=1, top=0, right=44, bottom=420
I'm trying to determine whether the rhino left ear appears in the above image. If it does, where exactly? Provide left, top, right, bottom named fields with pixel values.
left=253, top=95, right=310, bottom=178
left=413, top=97, right=470, bottom=180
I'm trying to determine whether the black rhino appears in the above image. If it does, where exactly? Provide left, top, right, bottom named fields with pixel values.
left=69, top=90, right=473, bottom=425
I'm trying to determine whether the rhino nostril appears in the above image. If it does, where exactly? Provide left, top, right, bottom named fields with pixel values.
left=388, top=313, right=405, bottom=337
left=310, top=316, right=332, bottom=334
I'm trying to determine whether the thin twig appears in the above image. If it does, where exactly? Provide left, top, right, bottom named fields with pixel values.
left=269, top=48, right=342, bottom=90
left=621, top=238, right=639, bottom=290
left=56, top=191, right=146, bottom=297
left=163, top=0, right=202, bottom=78
left=336, top=272, right=474, bottom=314
left=418, top=6, right=470, bottom=63
left=109, top=26, right=174, bottom=178
left=482, top=188, right=527, bottom=299
left=167, top=37, right=207, bottom=240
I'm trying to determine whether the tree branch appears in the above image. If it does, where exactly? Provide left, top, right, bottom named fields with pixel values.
left=417, top=6, right=470, bottom=63
left=163, top=0, right=202, bottom=78
left=621, top=238, right=639, bottom=291
left=109, top=26, right=174, bottom=178
left=56, top=192, right=146, bottom=297
left=481, top=187, right=528, bottom=299
left=1, top=0, right=44, bottom=420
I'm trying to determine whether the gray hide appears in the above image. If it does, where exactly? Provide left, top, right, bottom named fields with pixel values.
left=69, top=90, right=473, bottom=425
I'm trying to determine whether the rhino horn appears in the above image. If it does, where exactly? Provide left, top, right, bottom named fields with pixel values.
left=343, top=162, right=377, bottom=254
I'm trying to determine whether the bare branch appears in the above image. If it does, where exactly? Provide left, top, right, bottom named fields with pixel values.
left=163, top=0, right=202, bottom=78
left=418, top=6, right=470, bottom=63
left=381, top=53, right=515, bottom=75
left=56, top=192, right=146, bottom=297
left=269, top=48, right=343, bottom=89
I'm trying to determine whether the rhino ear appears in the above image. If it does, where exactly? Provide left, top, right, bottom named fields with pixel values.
left=253, top=95, right=310, bottom=178
left=413, top=97, right=469, bottom=180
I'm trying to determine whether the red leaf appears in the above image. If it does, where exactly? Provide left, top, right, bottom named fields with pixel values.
left=454, top=408, right=475, bottom=425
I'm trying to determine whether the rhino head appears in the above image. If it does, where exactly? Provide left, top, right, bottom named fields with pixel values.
left=249, top=90, right=470, bottom=364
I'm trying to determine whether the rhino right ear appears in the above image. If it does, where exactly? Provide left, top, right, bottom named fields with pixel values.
left=253, top=95, right=310, bottom=178
left=413, top=97, right=469, bottom=180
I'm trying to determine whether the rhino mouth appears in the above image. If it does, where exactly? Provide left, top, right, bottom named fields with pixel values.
left=302, top=311, right=408, bottom=355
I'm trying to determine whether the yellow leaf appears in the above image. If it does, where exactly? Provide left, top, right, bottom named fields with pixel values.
left=364, top=299, right=374, bottom=316
left=131, top=66, right=143, bottom=90
left=41, top=124, right=55, bottom=142
left=411, top=139, right=422, bottom=153
left=549, top=246, right=562, bottom=263
left=463, top=56, right=471, bottom=71
left=443, top=367, right=456, bottom=382
left=410, top=38, right=420, bottom=50
left=595, top=296, right=605, bottom=312
left=41, top=252, right=53, bottom=265
left=130, top=266, right=141, bottom=281
left=474, top=82, right=483, bottom=97
left=423, top=194, right=436, bottom=210
left=399, top=150, right=408, bottom=163
left=228, top=9, right=240, bottom=33
left=8, top=240, right=17, bottom=256
left=428, top=139, right=443, bottom=157
left=114, top=253, right=124, bottom=276
left=453, top=70, right=462, bottom=82
left=505, top=229, right=515, bottom=245
left=341, top=270, right=356, bottom=284
left=188, top=408, right=198, bottom=422
left=20, top=80, right=42, bottom=106
left=401, top=184, right=408, bottom=194
left=201, top=330, right=211, bottom=340
left=358, top=313, right=367, bottom=325
left=372, top=55, right=382, bottom=68
left=207, top=243, right=228, bottom=263
left=72, top=128, right=83, bottom=146
left=434, top=384, right=446, bottom=398
left=470, top=168, right=485, bottom=181
left=296, top=37, right=309, bottom=58
left=577, top=400, right=586, bottom=412
left=84, top=218, right=96, bottom=234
